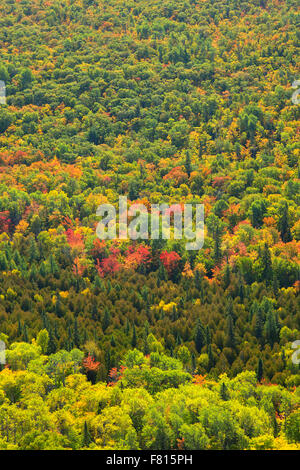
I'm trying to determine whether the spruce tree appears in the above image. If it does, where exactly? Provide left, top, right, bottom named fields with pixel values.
left=278, top=202, right=292, bottom=243
left=254, top=306, right=264, bottom=344
left=194, top=319, right=205, bottom=353
left=208, top=344, right=214, bottom=370
left=238, top=277, right=244, bottom=302
left=47, top=328, right=57, bottom=354
left=131, top=324, right=137, bottom=348
left=194, top=268, right=202, bottom=291
left=264, top=311, right=278, bottom=347
left=55, top=294, right=63, bottom=318
left=213, top=222, right=222, bottom=264
left=205, top=326, right=211, bottom=346
left=23, top=323, right=28, bottom=342
left=91, top=302, right=99, bottom=321
left=102, top=308, right=111, bottom=332
left=143, top=337, right=150, bottom=356
left=158, top=262, right=167, bottom=281
left=29, top=238, right=38, bottom=262
left=261, top=243, right=272, bottom=285
left=191, top=352, right=196, bottom=372
left=226, top=314, right=235, bottom=349
left=67, top=325, right=73, bottom=351
left=17, top=317, right=22, bottom=337
left=143, top=322, right=149, bottom=338
left=220, top=382, right=229, bottom=400
left=39, top=262, right=46, bottom=277
left=125, top=319, right=130, bottom=336
left=272, top=413, right=279, bottom=438
left=82, top=421, right=92, bottom=447
left=272, top=273, right=279, bottom=296
left=94, top=275, right=103, bottom=293
left=256, top=357, right=263, bottom=382
left=104, top=349, right=111, bottom=372
left=224, top=260, right=231, bottom=289
left=49, top=254, right=58, bottom=275
left=172, top=305, right=177, bottom=322
left=184, top=150, right=192, bottom=177
left=176, top=332, right=182, bottom=345
left=74, top=318, right=80, bottom=348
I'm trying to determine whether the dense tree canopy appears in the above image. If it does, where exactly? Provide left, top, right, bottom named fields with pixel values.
left=0, top=0, right=299, bottom=451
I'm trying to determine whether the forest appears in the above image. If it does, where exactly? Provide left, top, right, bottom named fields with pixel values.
left=0, top=0, right=299, bottom=450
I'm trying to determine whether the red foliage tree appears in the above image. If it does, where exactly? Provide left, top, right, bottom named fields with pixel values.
left=66, top=228, right=85, bottom=252
left=0, top=211, right=11, bottom=233
left=96, top=255, right=120, bottom=277
left=124, top=244, right=152, bottom=270
left=83, top=354, right=100, bottom=371
left=108, top=365, right=126, bottom=386
left=163, top=166, right=188, bottom=186
left=160, top=250, right=181, bottom=274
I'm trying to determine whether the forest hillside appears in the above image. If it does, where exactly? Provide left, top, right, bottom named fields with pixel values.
left=0, top=0, right=299, bottom=450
